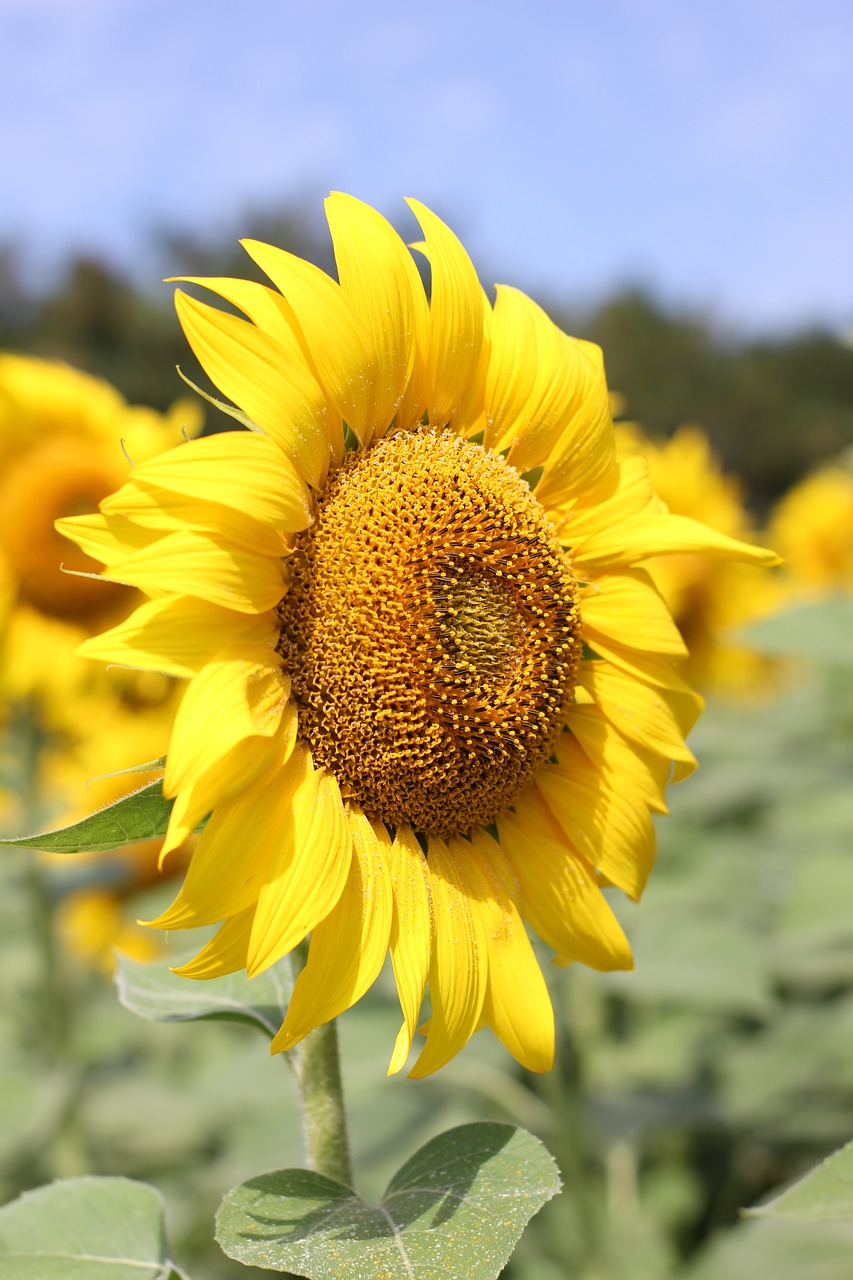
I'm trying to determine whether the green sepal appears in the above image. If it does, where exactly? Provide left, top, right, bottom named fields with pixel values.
left=175, top=365, right=259, bottom=432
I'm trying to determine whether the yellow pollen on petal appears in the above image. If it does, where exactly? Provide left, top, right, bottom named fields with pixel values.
left=277, top=429, right=582, bottom=839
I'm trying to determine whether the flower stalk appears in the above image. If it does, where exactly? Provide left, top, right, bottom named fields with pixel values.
left=289, top=944, right=354, bottom=1189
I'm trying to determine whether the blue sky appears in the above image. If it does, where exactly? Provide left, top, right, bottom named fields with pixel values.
left=2, top=0, right=851, bottom=333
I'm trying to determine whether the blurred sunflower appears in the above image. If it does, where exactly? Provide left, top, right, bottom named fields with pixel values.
left=0, top=353, right=201, bottom=730
left=59, top=195, right=777, bottom=1075
left=615, top=424, right=783, bottom=692
left=0, top=353, right=199, bottom=962
left=768, top=458, right=853, bottom=590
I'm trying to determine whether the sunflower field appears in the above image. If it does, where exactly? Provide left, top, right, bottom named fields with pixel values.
left=1, top=200, right=853, bottom=1280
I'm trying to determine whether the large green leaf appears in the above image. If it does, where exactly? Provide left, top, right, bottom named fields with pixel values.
left=0, top=780, right=198, bottom=854
left=216, top=1122, right=561, bottom=1279
left=115, top=953, right=290, bottom=1039
left=748, top=1139, right=853, bottom=1221
left=0, top=1176, right=187, bottom=1279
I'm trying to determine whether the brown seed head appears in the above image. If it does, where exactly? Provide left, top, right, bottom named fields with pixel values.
left=277, top=430, right=582, bottom=838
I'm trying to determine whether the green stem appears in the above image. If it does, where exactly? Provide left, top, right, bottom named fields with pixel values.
left=288, top=945, right=354, bottom=1189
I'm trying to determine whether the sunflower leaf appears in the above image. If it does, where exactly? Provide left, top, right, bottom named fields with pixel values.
left=746, top=1139, right=853, bottom=1221
left=116, top=953, right=291, bottom=1040
left=215, top=1121, right=561, bottom=1279
left=0, top=780, right=201, bottom=855
left=0, top=1175, right=189, bottom=1279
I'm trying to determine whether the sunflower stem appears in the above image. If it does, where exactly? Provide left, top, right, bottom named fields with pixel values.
left=289, top=943, right=354, bottom=1189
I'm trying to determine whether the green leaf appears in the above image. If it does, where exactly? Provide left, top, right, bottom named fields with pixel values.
left=747, top=1139, right=853, bottom=1221
left=0, top=780, right=202, bottom=854
left=0, top=1176, right=187, bottom=1278
left=216, top=1121, right=561, bottom=1279
left=737, top=594, right=853, bottom=665
left=115, top=953, right=291, bottom=1038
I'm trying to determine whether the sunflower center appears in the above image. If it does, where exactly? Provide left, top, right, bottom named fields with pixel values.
left=277, top=430, right=582, bottom=839
left=0, top=436, right=127, bottom=623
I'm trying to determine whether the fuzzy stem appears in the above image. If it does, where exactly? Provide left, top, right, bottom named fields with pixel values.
left=288, top=944, right=354, bottom=1189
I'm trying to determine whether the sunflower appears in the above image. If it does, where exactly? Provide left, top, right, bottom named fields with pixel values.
left=614, top=424, right=784, bottom=692
left=0, top=352, right=200, bottom=732
left=58, top=196, right=777, bottom=1076
left=0, top=354, right=199, bottom=961
left=768, top=459, right=853, bottom=590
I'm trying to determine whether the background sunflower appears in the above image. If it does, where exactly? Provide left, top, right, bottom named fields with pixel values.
left=0, top=353, right=199, bottom=964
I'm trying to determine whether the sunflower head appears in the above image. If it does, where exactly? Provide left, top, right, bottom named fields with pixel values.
left=0, top=353, right=203, bottom=633
left=58, top=195, right=779, bottom=1077
left=278, top=427, right=582, bottom=839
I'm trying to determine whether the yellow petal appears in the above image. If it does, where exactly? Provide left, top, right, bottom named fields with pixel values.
left=101, top=430, right=312, bottom=532
left=485, top=286, right=616, bottom=495
left=325, top=192, right=425, bottom=439
left=241, top=238, right=377, bottom=446
left=78, top=596, right=276, bottom=679
left=387, top=824, right=433, bottom=1076
left=248, top=754, right=352, bottom=976
left=574, top=511, right=782, bottom=571
left=467, top=830, right=555, bottom=1072
left=56, top=512, right=161, bottom=567
left=483, top=284, right=540, bottom=452
left=152, top=725, right=301, bottom=930
left=552, top=455, right=658, bottom=544
left=578, top=660, right=701, bottom=766
left=174, top=289, right=332, bottom=488
left=162, top=646, right=290, bottom=844
left=171, top=907, right=255, bottom=979
left=170, top=274, right=301, bottom=345
left=564, top=702, right=669, bottom=814
left=270, top=807, right=394, bottom=1053
left=498, top=795, right=633, bottom=970
left=100, top=529, right=287, bottom=614
left=531, top=336, right=618, bottom=504
left=406, top=199, right=484, bottom=429
left=581, top=640, right=693, bottom=692
left=581, top=568, right=687, bottom=658
left=535, top=735, right=656, bottom=901
left=102, top=485, right=290, bottom=557
left=408, top=835, right=488, bottom=1079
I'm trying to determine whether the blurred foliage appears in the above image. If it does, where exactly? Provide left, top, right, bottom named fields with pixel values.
left=2, top=599, right=853, bottom=1277
left=2, top=204, right=852, bottom=505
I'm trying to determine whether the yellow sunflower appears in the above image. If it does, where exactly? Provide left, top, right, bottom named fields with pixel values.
left=58, top=195, right=777, bottom=1076
left=614, top=424, right=784, bottom=692
left=0, top=354, right=200, bottom=961
left=768, top=459, right=853, bottom=590
left=0, top=352, right=200, bottom=732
